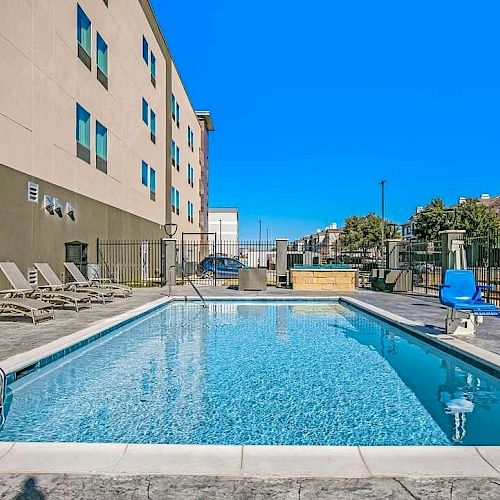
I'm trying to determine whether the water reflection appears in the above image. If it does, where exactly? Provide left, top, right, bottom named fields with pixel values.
left=437, top=360, right=500, bottom=443
left=342, top=306, right=500, bottom=445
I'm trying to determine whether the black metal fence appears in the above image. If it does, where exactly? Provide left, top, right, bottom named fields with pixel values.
left=97, top=239, right=164, bottom=287
left=178, top=239, right=278, bottom=286
left=465, top=232, right=500, bottom=306
left=389, top=239, right=443, bottom=296
left=287, top=241, right=381, bottom=271
left=387, top=232, right=500, bottom=306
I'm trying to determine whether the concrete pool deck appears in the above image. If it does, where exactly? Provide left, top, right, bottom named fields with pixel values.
left=1, top=287, right=500, bottom=498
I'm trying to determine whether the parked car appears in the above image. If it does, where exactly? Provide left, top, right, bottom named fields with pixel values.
left=197, top=256, right=247, bottom=278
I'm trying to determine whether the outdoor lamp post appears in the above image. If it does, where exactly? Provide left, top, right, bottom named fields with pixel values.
left=164, top=223, right=178, bottom=238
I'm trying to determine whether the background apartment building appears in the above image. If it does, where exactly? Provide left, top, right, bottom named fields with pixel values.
left=0, top=0, right=212, bottom=283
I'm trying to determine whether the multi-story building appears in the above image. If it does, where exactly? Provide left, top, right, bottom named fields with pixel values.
left=0, top=0, right=213, bottom=282
left=208, top=208, right=239, bottom=243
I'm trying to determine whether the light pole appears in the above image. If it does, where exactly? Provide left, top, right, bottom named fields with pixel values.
left=380, top=180, right=387, bottom=267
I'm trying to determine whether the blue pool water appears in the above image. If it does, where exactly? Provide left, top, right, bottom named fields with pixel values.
left=1, top=300, right=500, bottom=446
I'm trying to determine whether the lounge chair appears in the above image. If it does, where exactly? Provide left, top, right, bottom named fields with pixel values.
left=35, top=263, right=113, bottom=306
left=64, top=262, right=132, bottom=298
left=0, top=262, right=92, bottom=312
left=0, top=297, right=54, bottom=325
left=439, top=269, right=500, bottom=335
left=86, top=265, right=133, bottom=296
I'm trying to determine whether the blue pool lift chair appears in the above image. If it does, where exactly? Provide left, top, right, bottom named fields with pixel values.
left=439, top=270, right=500, bottom=335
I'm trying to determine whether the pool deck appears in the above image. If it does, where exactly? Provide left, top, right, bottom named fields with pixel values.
left=1, top=286, right=500, bottom=498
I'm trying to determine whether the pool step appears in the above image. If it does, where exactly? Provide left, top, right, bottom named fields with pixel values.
left=0, top=367, right=6, bottom=429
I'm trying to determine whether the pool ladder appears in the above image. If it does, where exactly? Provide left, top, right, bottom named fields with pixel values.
left=168, top=263, right=207, bottom=308
left=0, top=367, right=6, bottom=429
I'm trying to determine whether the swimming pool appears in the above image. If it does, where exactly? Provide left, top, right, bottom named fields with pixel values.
left=1, top=300, right=499, bottom=446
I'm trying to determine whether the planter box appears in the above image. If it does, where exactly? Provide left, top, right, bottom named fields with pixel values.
left=238, top=268, right=267, bottom=291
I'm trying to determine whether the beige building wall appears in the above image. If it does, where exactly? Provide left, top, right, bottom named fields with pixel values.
left=170, top=63, right=202, bottom=239
left=0, top=164, right=165, bottom=290
left=0, top=0, right=168, bottom=225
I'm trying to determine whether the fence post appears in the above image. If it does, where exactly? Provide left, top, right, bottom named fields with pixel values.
left=162, top=238, right=177, bottom=288
left=275, top=238, right=288, bottom=288
left=439, top=230, right=467, bottom=280
left=386, top=239, right=401, bottom=269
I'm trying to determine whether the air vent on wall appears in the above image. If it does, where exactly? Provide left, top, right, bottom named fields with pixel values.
left=27, top=181, right=39, bottom=204
left=27, top=267, right=38, bottom=287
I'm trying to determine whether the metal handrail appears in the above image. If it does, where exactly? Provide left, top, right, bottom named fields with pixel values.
left=0, top=367, right=6, bottom=429
left=168, top=264, right=207, bottom=308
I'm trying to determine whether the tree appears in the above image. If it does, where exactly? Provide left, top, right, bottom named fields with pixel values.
left=341, top=213, right=399, bottom=251
left=412, top=198, right=453, bottom=241
left=413, top=197, right=500, bottom=240
left=455, top=199, right=500, bottom=236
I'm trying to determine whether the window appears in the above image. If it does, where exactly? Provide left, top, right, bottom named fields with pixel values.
left=96, top=121, right=108, bottom=173
left=97, top=33, right=108, bottom=89
left=171, top=187, right=180, bottom=215
left=187, top=201, right=194, bottom=223
left=171, top=140, right=176, bottom=166
left=142, top=98, right=149, bottom=125
left=170, top=186, right=176, bottom=213
left=149, top=167, right=156, bottom=201
left=187, top=163, right=194, bottom=187
left=187, top=126, right=194, bottom=150
left=176, top=102, right=180, bottom=126
left=150, top=109, right=156, bottom=143
left=142, top=36, right=148, bottom=65
left=150, top=52, right=156, bottom=86
left=76, top=103, right=90, bottom=163
left=141, top=161, right=148, bottom=186
left=171, top=94, right=176, bottom=121
left=77, top=5, right=91, bottom=70
left=175, top=146, right=180, bottom=170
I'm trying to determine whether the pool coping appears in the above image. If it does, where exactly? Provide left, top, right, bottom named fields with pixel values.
left=1, top=294, right=500, bottom=478
left=0, top=442, right=498, bottom=478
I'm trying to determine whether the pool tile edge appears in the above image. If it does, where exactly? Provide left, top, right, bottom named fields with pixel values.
left=0, top=296, right=175, bottom=378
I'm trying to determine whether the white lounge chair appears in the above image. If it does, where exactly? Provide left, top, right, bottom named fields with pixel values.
left=64, top=262, right=132, bottom=298
left=35, top=263, right=113, bottom=306
left=0, top=297, right=54, bottom=325
left=0, top=262, right=92, bottom=312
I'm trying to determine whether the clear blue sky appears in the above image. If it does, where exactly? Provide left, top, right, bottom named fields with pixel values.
left=151, top=0, right=500, bottom=240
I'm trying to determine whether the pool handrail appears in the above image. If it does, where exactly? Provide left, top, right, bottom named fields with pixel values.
left=168, top=263, right=207, bottom=308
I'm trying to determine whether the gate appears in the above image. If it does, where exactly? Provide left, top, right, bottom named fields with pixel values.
left=179, top=235, right=277, bottom=286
